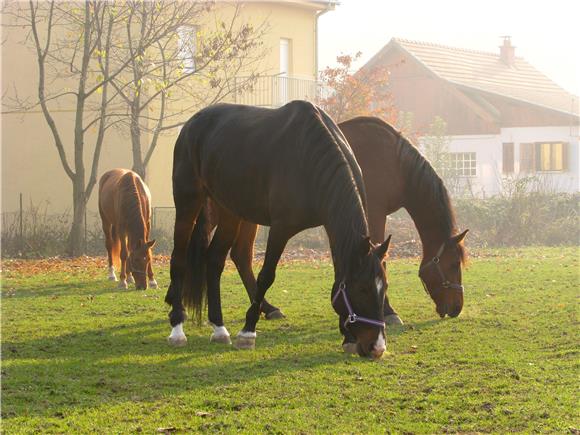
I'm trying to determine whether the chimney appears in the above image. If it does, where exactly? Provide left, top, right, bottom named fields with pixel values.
left=500, top=36, right=515, bottom=66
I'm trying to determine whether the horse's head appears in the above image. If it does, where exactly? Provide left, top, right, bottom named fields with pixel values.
left=332, top=235, right=391, bottom=359
left=129, top=239, right=156, bottom=289
left=419, top=229, right=468, bottom=318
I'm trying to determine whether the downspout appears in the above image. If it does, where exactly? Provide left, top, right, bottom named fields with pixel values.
left=314, top=2, right=335, bottom=80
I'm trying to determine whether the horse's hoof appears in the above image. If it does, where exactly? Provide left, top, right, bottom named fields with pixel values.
left=210, top=324, right=232, bottom=344
left=342, top=342, right=357, bottom=354
left=385, top=314, right=404, bottom=326
left=234, top=331, right=256, bottom=350
left=167, top=335, right=187, bottom=347
left=108, top=275, right=117, bottom=282
left=118, top=280, right=128, bottom=289
left=149, top=279, right=158, bottom=289
left=127, top=275, right=135, bottom=284
left=210, top=333, right=232, bottom=345
left=265, top=309, right=285, bottom=320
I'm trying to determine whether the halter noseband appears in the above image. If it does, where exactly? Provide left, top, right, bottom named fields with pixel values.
left=128, top=254, right=147, bottom=276
left=331, top=282, right=385, bottom=329
left=419, top=242, right=464, bottom=294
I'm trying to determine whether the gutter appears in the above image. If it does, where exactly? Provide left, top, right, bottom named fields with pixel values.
left=314, top=1, right=337, bottom=79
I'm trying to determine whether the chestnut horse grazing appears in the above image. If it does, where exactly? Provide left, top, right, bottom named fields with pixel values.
left=98, top=169, right=157, bottom=290
left=165, top=101, right=391, bottom=358
left=204, top=116, right=467, bottom=331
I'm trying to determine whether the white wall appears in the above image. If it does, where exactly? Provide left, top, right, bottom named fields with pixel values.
left=448, top=126, right=579, bottom=197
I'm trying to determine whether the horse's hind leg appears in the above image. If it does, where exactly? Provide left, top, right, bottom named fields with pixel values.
left=230, top=222, right=285, bottom=320
left=165, top=191, right=204, bottom=346
left=206, top=208, right=241, bottom=345
left=102, top=223, right=118, bottom=282
left=235, top=225, right=296, bottom=349
left=145, top=221, right=158, bottom=289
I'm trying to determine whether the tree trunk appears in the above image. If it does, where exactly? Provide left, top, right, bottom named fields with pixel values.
left=130, top=102, right=145, bottom=178
left=68, top=176, right=86, bottom=256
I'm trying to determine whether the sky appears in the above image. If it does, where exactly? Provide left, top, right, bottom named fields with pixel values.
left=318, top=0, right=580, bottom=96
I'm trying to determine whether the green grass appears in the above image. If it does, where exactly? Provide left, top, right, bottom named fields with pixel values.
left=2, top=247, right=579, bottom=434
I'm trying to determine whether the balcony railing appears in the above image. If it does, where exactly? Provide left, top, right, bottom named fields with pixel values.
left=234, top=75, right=321, bottom=107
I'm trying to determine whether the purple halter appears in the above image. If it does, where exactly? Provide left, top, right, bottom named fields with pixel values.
left=332, top=282, right=386, bottom=329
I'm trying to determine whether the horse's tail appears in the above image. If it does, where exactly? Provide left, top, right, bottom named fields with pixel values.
left=182, top=204, right=210, bottom=324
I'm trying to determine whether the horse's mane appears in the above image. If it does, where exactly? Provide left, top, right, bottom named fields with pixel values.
left=300, top=104, right=369, bottom=277
left=119, top=173, right=146, bottom=242
left=348, top=117, right=465, bottom=263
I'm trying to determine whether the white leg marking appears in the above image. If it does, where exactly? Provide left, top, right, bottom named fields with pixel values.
left=168, top=323, right=187, bottom=346
left=237, top=330, right=257, bottom=339
left=108, top=266, right=117, bottom=281
left=127, top=274, right=135, bottom=284
left=148, top=278, right=158, bottom=289
left=375, top=277, right=383, bottom=296
left=372, top=332, right=386, bottom=359
left=118, top=279, right=128, bottom=289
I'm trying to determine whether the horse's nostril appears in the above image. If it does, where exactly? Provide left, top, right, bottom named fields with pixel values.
left=449, top=306, right=462, bottom=318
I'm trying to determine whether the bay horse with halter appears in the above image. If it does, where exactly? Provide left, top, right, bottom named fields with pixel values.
left=165, top=101, right=391, bottom=359
left=98, top=169, right=157, bottom=290
left=202, top=116, right=468, bottom=337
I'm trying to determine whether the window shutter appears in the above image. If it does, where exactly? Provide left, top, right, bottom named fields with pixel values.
left=534, top=143, right=542, bottom=171
left=520, top=143, right=534, bottom=172
left=562, top=142, right=569, bottom=171
left=502, top=143, right=514, bottom=173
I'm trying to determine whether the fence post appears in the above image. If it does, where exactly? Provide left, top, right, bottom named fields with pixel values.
left=19, top=193, right=23, bottom=253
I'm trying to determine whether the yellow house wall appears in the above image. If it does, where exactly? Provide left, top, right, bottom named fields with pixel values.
left=146, top=2, right=319, bottom=208
left=1, top=1, right=321, bottom=215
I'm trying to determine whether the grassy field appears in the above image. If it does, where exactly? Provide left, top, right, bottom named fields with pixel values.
left=2, top=247, right=578, bottom=434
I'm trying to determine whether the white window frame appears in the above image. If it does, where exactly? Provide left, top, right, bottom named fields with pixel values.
left=447, top=152, right=477, bottom=177
left=177, top=25, right=197, bottom=74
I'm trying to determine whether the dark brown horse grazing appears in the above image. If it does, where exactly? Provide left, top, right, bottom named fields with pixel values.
left=98, top=169, right=157, bottom=290
left=204, top=116, right=467, bottom=333
left=165, top=101, right=391, bottom=359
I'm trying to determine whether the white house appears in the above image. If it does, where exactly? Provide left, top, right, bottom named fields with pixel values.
left=363, top=37, right=579, bottom=196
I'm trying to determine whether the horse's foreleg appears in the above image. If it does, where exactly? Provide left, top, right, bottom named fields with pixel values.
left=235, top=225, right=295, bottom=349
left=369, top=209, right=403, bottom=326
left=231, top=222, right=284, bottom=320
left=147, top=262, right=158, bottom=289
left=206, top=212, right=240, bottom=345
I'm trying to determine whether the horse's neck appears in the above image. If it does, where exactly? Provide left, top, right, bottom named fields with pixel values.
left=325, top=203, right=368, bottom=281
left=405, top=203, right=447, bottom=260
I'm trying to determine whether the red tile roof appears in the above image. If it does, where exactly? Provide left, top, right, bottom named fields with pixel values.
left=370, top=38, right=579, bottom=117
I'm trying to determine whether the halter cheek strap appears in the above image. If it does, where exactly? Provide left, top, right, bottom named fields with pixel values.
left=331, top=282, right=386, bottom=329
left=419, top=242, right=464, bottom=294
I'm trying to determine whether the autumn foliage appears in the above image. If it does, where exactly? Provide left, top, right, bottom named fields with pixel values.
left=317, top=52, right=397, bottom=124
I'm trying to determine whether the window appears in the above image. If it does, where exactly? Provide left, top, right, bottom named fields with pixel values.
left=446, top=152, right=476, bottom=177
left=502, top=143, right=514, bottom=173
left=520, top=142, right=568, bottom=172
left=178, top=25, right=197, bottom=74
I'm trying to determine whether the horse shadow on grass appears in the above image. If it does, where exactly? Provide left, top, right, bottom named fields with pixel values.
left=2, top=317, right=364, bottom=419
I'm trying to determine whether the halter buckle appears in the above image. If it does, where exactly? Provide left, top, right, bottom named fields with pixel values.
left=347, top=314, right=358, bottom=323
left=432, top=256, right=440, bottom=264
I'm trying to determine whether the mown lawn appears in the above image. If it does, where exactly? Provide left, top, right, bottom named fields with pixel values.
left=1, top=247, right=578, bottom=434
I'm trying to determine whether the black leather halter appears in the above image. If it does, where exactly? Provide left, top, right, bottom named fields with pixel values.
left=419, top=242, right=464, bottom=295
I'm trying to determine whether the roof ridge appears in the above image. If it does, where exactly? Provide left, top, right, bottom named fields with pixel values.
left=392, top=37, right=524, bottom=60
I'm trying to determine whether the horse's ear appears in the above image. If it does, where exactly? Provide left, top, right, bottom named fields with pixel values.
left=450, top=229, right=469, bottom=245
left=359, top=236, right=372, bottom=257
left=146, top=239, right=156, bottom=249
left=374, top=234, right=392, bottom=260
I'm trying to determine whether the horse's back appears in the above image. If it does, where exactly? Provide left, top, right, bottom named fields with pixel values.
left=99, top=168, right=151, bottom=225
left=175, top=101, right=328, bottom=225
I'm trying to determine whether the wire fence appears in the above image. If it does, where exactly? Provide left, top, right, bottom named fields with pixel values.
left=2, top=192, right=579, bottom=259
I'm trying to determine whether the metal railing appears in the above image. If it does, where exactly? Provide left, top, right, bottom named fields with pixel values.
left=234, top=75, right=321, bottom=107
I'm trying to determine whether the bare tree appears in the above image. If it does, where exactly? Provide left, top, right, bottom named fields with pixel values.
left=102, top=2, right=268, bottom=177
left=2, top=1, right=126, bottom=256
